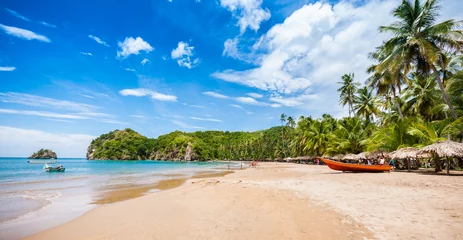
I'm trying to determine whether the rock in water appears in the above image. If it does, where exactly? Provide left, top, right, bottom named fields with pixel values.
left=184, top=144, right=193, bottom=161
left=28, top=149, right=58, bottom=159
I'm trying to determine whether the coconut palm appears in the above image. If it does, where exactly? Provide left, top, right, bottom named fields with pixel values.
left=377, top=0, right=463, bottom=120
left=402, top=73, right=442, bottom=121
left=353, top=86, right=380, bottom=121
left=337, top=73, right=360, bottom=117
left=304, top=119, right=334, bottom=156
left=280, top=113, right=287, bottom=157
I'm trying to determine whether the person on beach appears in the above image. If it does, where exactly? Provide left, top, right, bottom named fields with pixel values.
left=379, top=156, right=385, bottom=165
left=389, top=159, right=395, bottom=170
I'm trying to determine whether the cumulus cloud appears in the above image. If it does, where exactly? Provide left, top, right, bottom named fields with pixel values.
left=141, top=58, right=150, bottom=65
left=220, top=0, right=270, bottom=33
left=125, top=68, right=136, bottom=72
left=88, top=35, right=109, bottom=47
left=0, top=66, right=16, bottom=71
left=0, top=126, right=96, bottom=158
left=117, top=37, right=153, bottom=59
left=80, top=52, right=93, bottom=56
left=202, top=91, right=229, bottom=99
left=190, top=117, right=223, bottom=122
left=5, top=8, right=30, bottom=22
left=119, top=88, right=177, bottom=102
left=171, top=41, right=200, bottom=69
left=212, top=0, right=405, bottom=116
left=0, top=24, right=50, bottom=42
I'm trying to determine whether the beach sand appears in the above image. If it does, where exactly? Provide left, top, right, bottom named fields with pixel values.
left=26, top=163, right=463, bottom=240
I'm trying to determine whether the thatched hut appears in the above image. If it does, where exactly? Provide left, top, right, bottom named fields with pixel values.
left=417, top=140, right=463, bottom=175
left=342, top=153, right=357, bottom=160
left=390, top=147, right=419, bottom=171
left=366, top=150, right=389, bottom=160
left=332, top=154, right=344, bottom=161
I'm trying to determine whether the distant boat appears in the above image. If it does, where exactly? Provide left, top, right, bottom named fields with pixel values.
left=43, top=164, right=65, bottom=172
left=319, top=158, right=391, bottom=172
left=28, top=159, right=57, bottom=164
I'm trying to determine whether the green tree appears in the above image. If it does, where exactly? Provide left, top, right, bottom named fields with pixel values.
left=353, top=86, right=380, bottom=121
left=337, top=73, right=360, bottom=117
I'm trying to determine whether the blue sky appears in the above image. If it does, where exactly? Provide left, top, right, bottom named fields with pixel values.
left=0, top=0, right=462, bottom=157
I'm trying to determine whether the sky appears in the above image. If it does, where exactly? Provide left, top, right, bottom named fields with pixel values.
left=0, top=0, right=462, bottom=157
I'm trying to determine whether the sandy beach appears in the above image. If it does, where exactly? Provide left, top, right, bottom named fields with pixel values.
left=26, top=163, right=463, bottom=240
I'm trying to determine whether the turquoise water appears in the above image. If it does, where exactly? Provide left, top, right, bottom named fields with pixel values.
left=0, top=158, right=229, bottom=239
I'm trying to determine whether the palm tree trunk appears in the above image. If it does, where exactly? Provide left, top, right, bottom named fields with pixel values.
left=429, top=64, right=458, bottom=119
left=392, top=88, right=404, bottom=119
left=446, top=157, right=450, bottom=175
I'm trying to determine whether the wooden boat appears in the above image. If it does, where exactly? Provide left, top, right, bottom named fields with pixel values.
left=318, top=158, right=391, bottom=172
left=43, top=164, right=66, bottom=172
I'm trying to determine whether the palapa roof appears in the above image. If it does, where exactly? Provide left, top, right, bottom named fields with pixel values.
left=417, top=140, right=463, bottom=158
left=366, top=150, right=389, bottom=159
left=355, top=152, right=367, bottom=160
left=332, top=154, right=344, bottom=160
left=390, top=147, right=419, bottom=159
left=342, top=153, right=358, bottom=160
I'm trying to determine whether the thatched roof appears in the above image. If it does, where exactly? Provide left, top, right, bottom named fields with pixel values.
left=417, top=140, right=463, bottom=158
left=390, top=147, right=419, bottom=159
left=332, top=154, right=344, bottom=160
left=343, top=153, right=358, bottom=160
left=295, top=156, right=313, bottom=160
left=356, top=152, right=367, bottom=159
left=366, top=150, right=389, bottom=159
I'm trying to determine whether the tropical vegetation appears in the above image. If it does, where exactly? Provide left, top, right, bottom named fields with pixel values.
left=88, top=0, right=462, bottom=169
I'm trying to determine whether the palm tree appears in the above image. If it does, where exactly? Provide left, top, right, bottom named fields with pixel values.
left=280, top=113, right=287, bottom=157
left=304, top=120, right=334, bottom=156
left=367, top=48, right=405, bottom=119
left=402, top=73, right=441, bottom=121
left=353, top=87, right=380, bottom=121
left=337, top=73, right=360, bottom=117
left=377, top=0, right=463, bottom=120
left=286, top=116, right=296, bottom=128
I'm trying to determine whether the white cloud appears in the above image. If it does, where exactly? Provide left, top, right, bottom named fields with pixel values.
left=247, top=92, right=263, bottom=98
left=235, top=96, right=266, bottom=106
left=182, top=103, right=204, bottom=108
left=80, top=52, right=93, bottom=56
left=0, top=126, right=95, bottom=158
left=0, top=92, right=98, bottom=112
left=141, top=58, right=150, bottom=65
left=0, top=66, right=15, bottom=71
left=88, top=34, right=109, bottom=47
left=190, top=117, right=223, bottom=122
left=202, top=91, right=229, bottom=99
left=130, top=115, right=145, bottom=119
left=125, top=68, right=136, bottom=72
left=117, top=37, right=153, bottom=59
left=230, top=104, right=243, bottom=109
left=212, top=0, right=403, bottom=116
left=39, top=21, right=56, bottom=28
left=0, top=108, right=88, bottom=119
left=220, top=0, right=271, bottom=33
left=0, top=24, right=50, bottom=42
left=171, top=41, right=200, bottom=69
left=171, top=120, right=204, bottom=129
left=246, top=111, right=254, bottom=115
left=119, top=88, right=177, bottom=102
left=44, top=118, right=73, bottom=123
left=77, top=93, right=95, bottom=99
left=5, top=8, right=30, bottom=22
left=95, top=119, right=129, bottom=125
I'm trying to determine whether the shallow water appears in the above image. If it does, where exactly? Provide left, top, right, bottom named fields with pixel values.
left=0, top=158, right=229, bottom=239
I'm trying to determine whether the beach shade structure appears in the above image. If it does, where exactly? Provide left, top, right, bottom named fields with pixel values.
left=342, top=154, right=358, bottom=161
left=355, top=152, right=367, bottom=160
left=417, top=140, right=463, bottom=175
left=332, top=154, right=344, bottom=161
left=390, top=147, right=419, bottom=171
left=390, top=147, right=419, bottom=159
left=366, top=150, right=389, bottom=160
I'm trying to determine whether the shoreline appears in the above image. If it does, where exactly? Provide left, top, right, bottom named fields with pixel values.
left=10, top=163, right=463, bottom=239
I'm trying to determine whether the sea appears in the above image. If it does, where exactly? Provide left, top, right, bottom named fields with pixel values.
left=0, top=158, right=230, bottom=239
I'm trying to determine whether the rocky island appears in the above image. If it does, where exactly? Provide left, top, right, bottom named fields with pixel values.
left=28, top=149, right=58, bottom=159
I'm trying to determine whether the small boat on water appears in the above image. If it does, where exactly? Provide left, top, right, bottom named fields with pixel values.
left=319, top=158, right=391, bottom=172
left=43, top=164, right=66, bottom=172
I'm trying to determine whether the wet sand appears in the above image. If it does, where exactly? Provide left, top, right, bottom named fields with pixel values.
left=27, top=163, right=463, bottom=240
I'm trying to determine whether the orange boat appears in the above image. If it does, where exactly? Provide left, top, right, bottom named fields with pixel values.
left=318, top=158, right=391, bottom=172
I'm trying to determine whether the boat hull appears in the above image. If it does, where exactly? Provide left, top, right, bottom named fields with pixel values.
left=45, top=168, right=65, bottom=172
left=319, top=158, right=391, bottom=172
